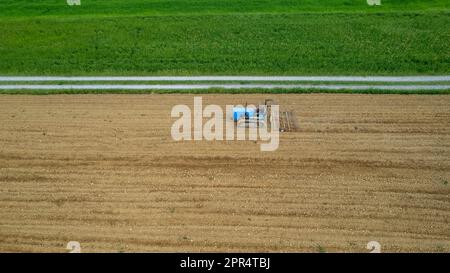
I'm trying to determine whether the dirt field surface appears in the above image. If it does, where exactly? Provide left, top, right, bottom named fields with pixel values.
left=0, top=94, right=449, bottom=253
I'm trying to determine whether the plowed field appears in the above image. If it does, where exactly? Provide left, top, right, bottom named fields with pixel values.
left=0, top=94, right=449, bottom=252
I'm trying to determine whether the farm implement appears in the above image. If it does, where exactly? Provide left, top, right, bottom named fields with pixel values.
left=232, top=99, right=299, bottom=132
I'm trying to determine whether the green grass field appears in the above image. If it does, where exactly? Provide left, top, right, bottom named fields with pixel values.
left=1, top=0, right=448, bottom=18
left=0, top=0, right=449, bottom=76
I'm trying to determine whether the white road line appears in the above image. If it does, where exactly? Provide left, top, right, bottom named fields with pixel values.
left=1, top=84, right=449, bottom=90
left=0, top=76, right=449, bottom=82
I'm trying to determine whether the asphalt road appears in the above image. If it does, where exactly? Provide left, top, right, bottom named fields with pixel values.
left=1, top=84, right=449, bottom=90
left=0, top=76, right=449, bottom=91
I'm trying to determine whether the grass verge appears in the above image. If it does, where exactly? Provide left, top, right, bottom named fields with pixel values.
left=1, top=88, right=450, bottom=95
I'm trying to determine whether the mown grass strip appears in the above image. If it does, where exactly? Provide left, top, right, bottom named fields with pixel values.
left=2, top=88, right=449, bottom=95
left=1, top=76, right=449, bottom=82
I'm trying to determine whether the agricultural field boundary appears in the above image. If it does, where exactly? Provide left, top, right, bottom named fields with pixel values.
left=1, top=76, right=449, bottom=82
left=0, top=75, right=449, bottom=94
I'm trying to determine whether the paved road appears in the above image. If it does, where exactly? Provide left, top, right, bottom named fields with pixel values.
left=1, top=84, right=449, bottom=90
left=1, top=76, right=449, bottom=90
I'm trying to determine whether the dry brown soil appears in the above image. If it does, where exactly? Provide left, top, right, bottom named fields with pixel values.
left=0, top=94, right=449, bottom=252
